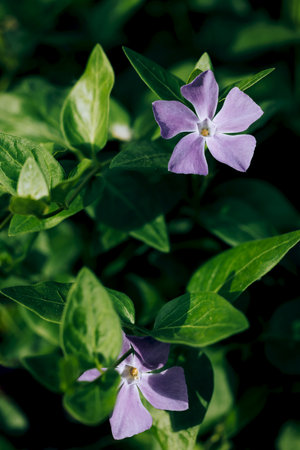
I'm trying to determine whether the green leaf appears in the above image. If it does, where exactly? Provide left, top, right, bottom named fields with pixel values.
left=211, top=178, right=300, bottom=233
left=153, top=292, right=249, bottom=347
left=123, top=47, right=186, bottom=103
left=0, top=77, right=67, bottom=146
left=187, top=52, right=213, bottom=83
left=188, top=230, right=300, bottom=302
left=95, top=169, right=180, bottom=232
left=51, top=159, right=92, bottom=203
left=130, top=215, right=170, bottom=253
left=0, top=133, right=64, bottom=196
left=0, top=435, right=16, bottom=450
left=199, top=348, right=237, bottom=435
left=0, top=281, right=70, bottom=323
left=21, top=350, right=63, bottom=393
left=219, top=68, right=275, bottom=102
left=8, top=176, right=104, bottom=236
left=199, top=197, right=276, bottom=246
left=110, top=139, right=170, bottom=172
left=17, top=157, right=49, bottom=199
left=61, top=44, right=114, bottom=154
left=9, top=197, right=49, bottom=217
left=106, top=288, right=135, bottom=325
left=146, top=406, right=199, bottom=450
left=171, top=349, right=214, bottom=430
left=109, top=97, right=132, bottom=141
left=20, top=308, right=60, bottom=346
left=265, top=298, right=300, bottom=374
left=61, top=267, right=122, bottom=368
left=277, top=421, right=300, bottom=450
left=0, top=394, right=28, bottom=435
left=63, top=369, right=120, bottom=425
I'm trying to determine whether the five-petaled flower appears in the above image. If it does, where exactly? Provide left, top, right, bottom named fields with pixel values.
left=152, top=70, right=263, bottom=175
left=78, top=333, right=189, bottom=440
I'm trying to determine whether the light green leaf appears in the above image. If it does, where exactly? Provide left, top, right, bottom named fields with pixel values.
left=187, top=52, right=213, bottom=83
left=9, top=197, right=49, bottom=217
left=61, top=267, right=122, bottom=368
left=153, top=292, right=249, bottom=346
left=63, top=369, right=120, bottom=425
left=0, top=281, right=70, bottom=323
left=0, top=394, right=28, bottom=435
left=188, top=230, right=300, bottom=302
left=123, top=47, right=186, bottom=103
left=219, top=68, right=275, bottom=102
left=106, top=288, right=135, bottom=324
left=17, top=157, right=49, bottom=200
left=277, top=421, right=300, bottom=450
left=0, top=77, right=67, bottom=146
left=20, top=308, right=60, bottom=346
left=109, top=97, right=132, bottom=141
left=0, top=133, right=64, bottom=196
left=61, top=44, right=114, bottom=153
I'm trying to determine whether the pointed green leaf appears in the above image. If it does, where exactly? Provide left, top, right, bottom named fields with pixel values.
left=219, top=68, right=275, bottom=102
left=153, top=292, right=249, bottom=347
left=0, top=133, right=64, bottom=196
left=187, top=52, right=213, bottom=83
left=61, top=44, right=114, bottom=153
left=106, top=288, right=135, bottom=325
left=63, top=369, right=120, bottom=426
left=17, top=157, right=49, bottom=199
left=61, top=267, right=122, bottom=368
left=188, top=230, right=300, bottom=302
left=0, top=282, right=70, bottom=323
left=130, top=215, right=170, bottom=253
left=123, top=47, right=186, bottom=103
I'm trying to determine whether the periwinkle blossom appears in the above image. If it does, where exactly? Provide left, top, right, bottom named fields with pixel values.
left=152, top=70, right=263, bottom=175
left=79, top=333, right=188, bottom=440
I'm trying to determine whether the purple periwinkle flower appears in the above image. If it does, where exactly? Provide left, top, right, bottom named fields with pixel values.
left=152, top=70, right=263, bottom=175
left=79, top=333, right=188, bottom=440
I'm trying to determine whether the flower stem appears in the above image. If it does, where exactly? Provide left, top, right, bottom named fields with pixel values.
left=113, top=347, right=134, bottom=368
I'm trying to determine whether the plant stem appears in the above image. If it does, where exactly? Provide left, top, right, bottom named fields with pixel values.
left=113, top=347, right=134, bottom=368
left=0, top=212, right=13, bottom=231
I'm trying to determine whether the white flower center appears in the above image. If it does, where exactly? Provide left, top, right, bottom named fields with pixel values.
left=197, top=118, right=216, bottom=138
left=122, top=365, right=140, bottom=384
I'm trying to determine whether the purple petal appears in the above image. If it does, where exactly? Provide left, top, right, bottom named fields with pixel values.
left=213, top=87, right=263, bottom=133
left=152, top=100, right=198, bottom=139
left=126, top=335, right=170, bottom=371
left=117, top=332, right=135, bottom=369
left=168, top=132, right=208, bottom=175
left=181, top=70, right=219, bottom=120
left=207, top=133, right=256, bottom=172
left=78, top=368, right=101, bottom=382
left=109, top=384, right=152, bottom=440
left=139, top=367, right=189, bottom=411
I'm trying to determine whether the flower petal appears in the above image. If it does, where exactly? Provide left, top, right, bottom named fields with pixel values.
left=109, top=384, right=152, bottom=440
left=181, top=70, right=219, bottom=120
left=168, top=132, right=208, bottom=175
left=78, top=368, right=101, bottom=382
left=126, top=335, right=170, bottom=371
left=207, top=133, right=256, bottom=172
left=139, top=367, right=189, bottom=411
left=152, top=100, right=198, bottom=139
left=213, top=87, right=263, bottom=133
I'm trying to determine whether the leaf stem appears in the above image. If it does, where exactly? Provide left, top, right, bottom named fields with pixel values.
left=0, top=212, right=13, bottom=231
